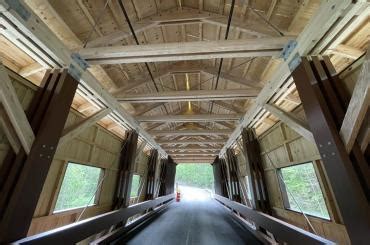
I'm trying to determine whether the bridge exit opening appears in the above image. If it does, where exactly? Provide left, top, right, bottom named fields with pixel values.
left=175, top=163, right=214, bottom=200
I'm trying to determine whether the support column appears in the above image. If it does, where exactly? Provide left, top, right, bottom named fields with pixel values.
left=145, top=149, right=158, bottom=200
left=158, top=156, right=177, bottom=196
left=292, top=56, right=370, bottom=244
left=0, top=69, right=78, bottom=243
left=226, top=148, right=242, bottom=203
left=219, top=157, right=230, bottom=198
left=113, top=130, right=139, bottom=209
left=241, top=128, right=270, bottom=213
left=212, top=156, right=223, bottom=196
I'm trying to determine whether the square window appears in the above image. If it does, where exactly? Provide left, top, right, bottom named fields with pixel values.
left=54, top=162, right=103, bottom=213
left=130, top=174, right=141, bottom=198
left=278, top=162, right=330, bottom=220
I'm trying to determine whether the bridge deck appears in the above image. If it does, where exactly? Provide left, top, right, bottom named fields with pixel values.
left=125, top=196, right=261, bottom=245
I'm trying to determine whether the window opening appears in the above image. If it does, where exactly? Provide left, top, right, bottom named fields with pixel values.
left=54, top=162, right=103, bottom=213
left=279, top=162, right=330, bottom=220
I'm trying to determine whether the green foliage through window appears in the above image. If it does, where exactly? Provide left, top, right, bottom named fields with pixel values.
left=280, top=162, right=330, bottom=219
left=175, top=164, right=214, bottom=189
left=130, top=174, right=141, bottom=197
left=54, top=162, right=102, bottom=212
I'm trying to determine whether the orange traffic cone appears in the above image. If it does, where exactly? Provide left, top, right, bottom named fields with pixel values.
left=176, top=183, right=180, bottom=202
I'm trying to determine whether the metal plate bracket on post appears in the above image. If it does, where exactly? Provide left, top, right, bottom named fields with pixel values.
left=69, top=53, right=89, bottom=81
left=280, top=40, right=297, bottom=60
left=4, top=0, right=30, bottom=21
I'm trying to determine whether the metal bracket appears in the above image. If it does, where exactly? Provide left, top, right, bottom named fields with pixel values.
left=288, top=53, right=302, bottom=71
left=280, top=40, right=297, bottom=61
left=71, top=53, right=89, bottom=71
left=69, top=53, right=89, bottom=81
left=5, top=0, right=30, bottom=21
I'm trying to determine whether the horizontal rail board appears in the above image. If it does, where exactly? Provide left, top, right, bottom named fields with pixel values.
left=214, top=195, right=334, bottom=245
left=14, top=194, right=174, bottom=244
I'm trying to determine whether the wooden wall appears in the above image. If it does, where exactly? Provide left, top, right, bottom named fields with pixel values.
left=256, top=110, right=350, bottom=244
left=0, top=69, right=152, bottom=236
left=235, top=58, right=365, bottom=244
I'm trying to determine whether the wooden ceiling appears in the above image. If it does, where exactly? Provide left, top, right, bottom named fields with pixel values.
left=0, top=0, right=368, bottom=163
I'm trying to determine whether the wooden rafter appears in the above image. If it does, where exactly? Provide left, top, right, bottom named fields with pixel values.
left=79, top=37, right=291, bottom=64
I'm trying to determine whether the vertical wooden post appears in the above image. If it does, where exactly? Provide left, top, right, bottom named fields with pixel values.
left=113, top=130, right=138, bottom=209
left=226, top=148, right=242, bottom=202
left=241, top=128, right=270, bottom=213
left=292, top=56, right=370, bottom=244
left=145, top=149, right=158, bottom=200
left=212, top=156, right=223, bottom=196
left=0, top=70, right=78, bottom=243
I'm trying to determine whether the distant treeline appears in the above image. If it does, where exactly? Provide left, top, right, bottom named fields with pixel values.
left=175, top=163, right=214, bottom=189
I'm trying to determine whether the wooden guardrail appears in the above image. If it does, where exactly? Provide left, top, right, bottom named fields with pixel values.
left=13, top=194, right=175, bottom=244
left=214, top=194, right=335, bottom=245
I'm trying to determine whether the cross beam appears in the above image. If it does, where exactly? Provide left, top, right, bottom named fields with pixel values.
left=79, top=37, right=292, bottom=64
left=138, top=114, right=241, bottom=123
left=117, top=89, right=258, bottom=103
left=220, top=0, right=367, bottom=155
left=0, top=0, right=166, bottom=156
left=149, top=129, right=233, bottom=136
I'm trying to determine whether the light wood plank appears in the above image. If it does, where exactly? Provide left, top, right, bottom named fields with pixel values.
left=0, top=64, right=34, bottom=154
left=59, top=108, right=112, bottom=146
left=117, top=89, right=259, bottom=103
left=79, top=37, right=291, bottom=64
left=150, top=129, right=233, bottom=136
left=340, top=45, right=370, bottom=152
left=264, top=103, right=315, bottom=143
left=137, top=114, right=241, bottom=123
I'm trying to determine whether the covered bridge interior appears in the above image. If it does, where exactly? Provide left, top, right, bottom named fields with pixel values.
left=0, top=0, right=369, bottom=244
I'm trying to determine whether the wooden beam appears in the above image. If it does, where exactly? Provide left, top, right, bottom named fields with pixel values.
left=0, top=105, right=21, bottom=153
left=340, top=45, right=370, bottom=152
left=328, top=44, right=364, bottom=60
left=264, top=104, right=315, bottom=143
left=113, top=63, right=261, bottom=95
left=150, top=129, right=233, bottom=136
left=165, top=147, right=220, bottom=151
left=0, top=1, right=166, bottom=156
left=137, top=114, right=241, bottom=123
left=171, top=153, right=217, bottom=156
left=173, top=157, right=214, bottom=163
left=158, top=139, right=226, bottom=145
left=117, top=89, right=259, bottom=103
left=59, top=108, right=112, bottom=145
left=18, top=62, right=46, bottom=77
left=85, top=8, right=275, bottom=48
left=213, top=101, right=244, bottom=113
left=0, top=64, right=35, bottom=154
left=220, top=0, right=364, bottom=156
left=79, top=37, right=291, bottom=64
left=266, top=0, right=277, bottom=20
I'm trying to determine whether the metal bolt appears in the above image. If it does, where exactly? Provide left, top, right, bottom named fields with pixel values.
left=322, top=154, right=326, bottom=158
left=40, top=154, right=43, bottom=157
left=327, top=141, right=331, bottom=145
left=42, top=145, right=46, bottom=148
left=50, top=146, right=54, bottom=150
left=331, top=152, right=335, bottom=156
left=319, top=144, right=323, bottom=148
left=47, top=156, right=50, bottom=159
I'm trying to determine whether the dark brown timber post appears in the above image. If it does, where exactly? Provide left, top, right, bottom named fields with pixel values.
left=226, top=148, right=242, bottom=202
left=219, top=157, right=230, bottom=198
left=145, top=149, right=158, bottom=200
left=0, top=69, right=78, bottom=243
left=212, top=156, right=223, bottom=196
left=292, top=56, right=370, bottom=244
left=113, top=130, right=139, bottom=209
left=241, top=128, right=270, bottom=213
